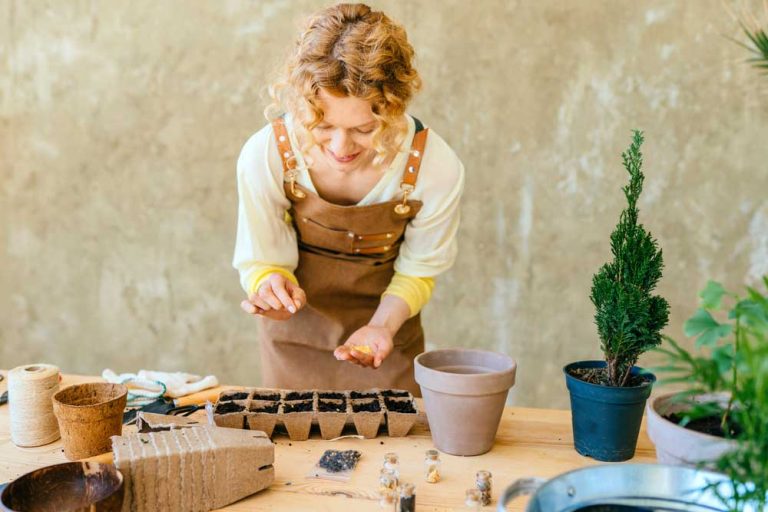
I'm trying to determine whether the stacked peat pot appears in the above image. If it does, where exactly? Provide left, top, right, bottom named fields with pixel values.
left=563, top=131, right=669, bottom=462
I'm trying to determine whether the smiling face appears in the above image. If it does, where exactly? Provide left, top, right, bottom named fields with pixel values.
left=310, top=88, right=379, bottom=173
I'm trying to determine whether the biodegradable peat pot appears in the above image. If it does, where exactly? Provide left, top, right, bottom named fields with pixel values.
left=646, top=392, right=737, bottom=467
left=213, top=400, right=247, bottom=429
left=351, top=398, right=384, bottom=439
left=281, top=401, right=313, bottom=441
left=246, top=401, right=280, bottom=438
left=414, top=348, right=517, bottom=456
left=317, top=399, right=348, bottom=440
left=383, top=397, right=419, bottom=437
left=52, top=383, right=128, bottom=460
left=1, top=461, right=124, bottom=512
left=564, top=360, right=655, bottom=462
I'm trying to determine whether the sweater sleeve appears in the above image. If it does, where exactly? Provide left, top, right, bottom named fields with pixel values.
left=394, top=130, right=464, bottom=278
left=232, top=125, right=299, bottom=295
left=383, top=273, right=436, bottom=318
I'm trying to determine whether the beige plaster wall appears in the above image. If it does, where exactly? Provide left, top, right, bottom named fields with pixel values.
left=2, top=1, right=766, bottom=408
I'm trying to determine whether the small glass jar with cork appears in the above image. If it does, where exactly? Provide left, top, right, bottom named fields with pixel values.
left=464, top=488, right=482, bottom=509
left=424, top=449, right=441, bottom=483
left=383, top=452, right=400, bottom=479
left=398, top=482, right=416, bottom=512
left=475, top=470, right=492, bottom=506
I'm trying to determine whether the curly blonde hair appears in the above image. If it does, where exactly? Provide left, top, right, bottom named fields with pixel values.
left=265, top=3, right=422, bottom=165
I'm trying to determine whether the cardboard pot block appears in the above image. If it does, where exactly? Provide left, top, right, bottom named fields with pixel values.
left=136, top=412, right=206, bottom=433
left=350, top=398, right=384, bottom=439
left=212, top=388, right=417, bottom=440
left=281, top=399, right=314, bottom=441
left=212, top=400, right=247, bottom=429
left=111, top=426, right=274, bottom=512
left=247, top=400, right=280, bottom=438
left=316, top=398, right=348, bottom=440
left=383, top=396, right=419, bottom=437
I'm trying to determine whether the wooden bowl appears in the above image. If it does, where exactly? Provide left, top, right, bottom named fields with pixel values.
left=0, top=462, right=124, bottom=512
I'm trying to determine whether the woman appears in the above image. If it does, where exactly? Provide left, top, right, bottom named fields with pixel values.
left=233, top=3, right=464, bottom=395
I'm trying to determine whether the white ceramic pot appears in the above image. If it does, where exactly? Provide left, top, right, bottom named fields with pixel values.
left=646, top=392, right=737, bottom=467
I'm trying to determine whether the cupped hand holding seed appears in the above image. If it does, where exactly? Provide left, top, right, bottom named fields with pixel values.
left=334, top=326, right=393, bottom=369
left=240, top=273, right=307, bottom=321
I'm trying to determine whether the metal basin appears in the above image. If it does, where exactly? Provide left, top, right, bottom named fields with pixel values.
left=498, top=464, right=747, bottom=512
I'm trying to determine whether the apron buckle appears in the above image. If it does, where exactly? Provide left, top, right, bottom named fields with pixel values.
left=394, top=183, right=415, bottom=215
left=284, top=169, right=307, bottom=199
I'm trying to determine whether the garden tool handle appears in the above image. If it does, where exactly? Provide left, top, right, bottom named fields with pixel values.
left=81, top=451, right=114, bottom=465
left=173, top=386, right=234, bottom=407
left=497, top=477, right=546, bottom=511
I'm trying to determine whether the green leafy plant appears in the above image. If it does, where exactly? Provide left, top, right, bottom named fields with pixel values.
left=655, top=278, right=768, bottom=511
left=589, top=130, right=670, bottom=387
left=727, top=1, right=768, bottom=74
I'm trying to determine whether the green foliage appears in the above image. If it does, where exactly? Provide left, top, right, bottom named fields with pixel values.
left=738, top=21, right=768, bottom=74
left=655, top=277, right=768, bottom=511
left=590, top=131, right=670, bottom=387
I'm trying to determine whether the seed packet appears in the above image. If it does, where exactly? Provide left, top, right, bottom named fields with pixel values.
left=306, top=449, right=362, bottom=482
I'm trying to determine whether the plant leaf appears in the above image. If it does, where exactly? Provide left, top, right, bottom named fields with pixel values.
left=700, top=280, right=727, bottom=310
left=684, top=309, right=733, bottom=347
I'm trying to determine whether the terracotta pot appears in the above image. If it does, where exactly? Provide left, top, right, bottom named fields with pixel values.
left=0, top=461, right=124, bottom=512
left=646, top=392, right=737, bottom=467
left=52, top=383, right=128, bottom=460
left=414, top=348, right=517, bottom=456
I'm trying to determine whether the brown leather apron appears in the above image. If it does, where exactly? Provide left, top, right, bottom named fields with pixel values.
left=257, top=118, right=429, bottom=395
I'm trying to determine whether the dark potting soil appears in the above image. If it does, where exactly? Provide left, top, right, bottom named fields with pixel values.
left=665, top=413, right=743, bottom=438
left=283, top=400, right=313, bottom=413
left=352, top=399, right=381, bottom=412
left=250, top=403, right=279, bottom=414
left=384, top=398, right=416, bottom=413
left=317, top=449, right=361, bottom=473
left=285, top=391, right=314, bottom=401
left=221, top=391, right=249, bottom=401
left=318, top=400, right=347, bottom=413
left=568, top=367, right=651, bottom=388
left=215, top=402, right=245, bottom=414
left=381, top=389, right=410, bottom=398
left=350, top=391, right=378, bottom=399
left=253, top=392, right=280, bottom=401
left=317, top=392, right=345, bottom=400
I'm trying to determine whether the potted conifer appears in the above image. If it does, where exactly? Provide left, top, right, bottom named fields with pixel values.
left=563, top=130, right=670, bottom=462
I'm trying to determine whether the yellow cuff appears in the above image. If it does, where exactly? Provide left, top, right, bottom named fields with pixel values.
left=382, top=273, right=435, bottom=318
left=247, top=266, right=299, bottom=296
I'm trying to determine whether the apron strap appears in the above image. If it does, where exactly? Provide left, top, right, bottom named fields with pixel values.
left=272, top=116, right=428, bottom=210
left=394, top=120, right=429, bottom=215
left=271, top=118, right=306, bottom=199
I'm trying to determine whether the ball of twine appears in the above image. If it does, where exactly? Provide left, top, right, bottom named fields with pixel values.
left=9, top=364, right=61, bottom=447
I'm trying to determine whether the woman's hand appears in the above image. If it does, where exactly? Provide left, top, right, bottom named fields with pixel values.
left=240, top=273, right=306, bottom=321
left=334, top=325, right=394, bottom=369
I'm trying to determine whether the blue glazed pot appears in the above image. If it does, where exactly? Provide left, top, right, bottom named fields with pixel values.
left=564, top=360, right=656, bottom=462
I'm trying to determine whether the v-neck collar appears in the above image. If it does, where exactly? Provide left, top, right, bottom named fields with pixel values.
left=284, top=114, right=417, bottom=207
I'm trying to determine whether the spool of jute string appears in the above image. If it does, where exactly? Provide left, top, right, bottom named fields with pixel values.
left=8, top=364, right=61, bottom=447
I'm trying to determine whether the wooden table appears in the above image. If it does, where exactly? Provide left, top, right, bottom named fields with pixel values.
left=0, top=373, right=657, bottom=511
